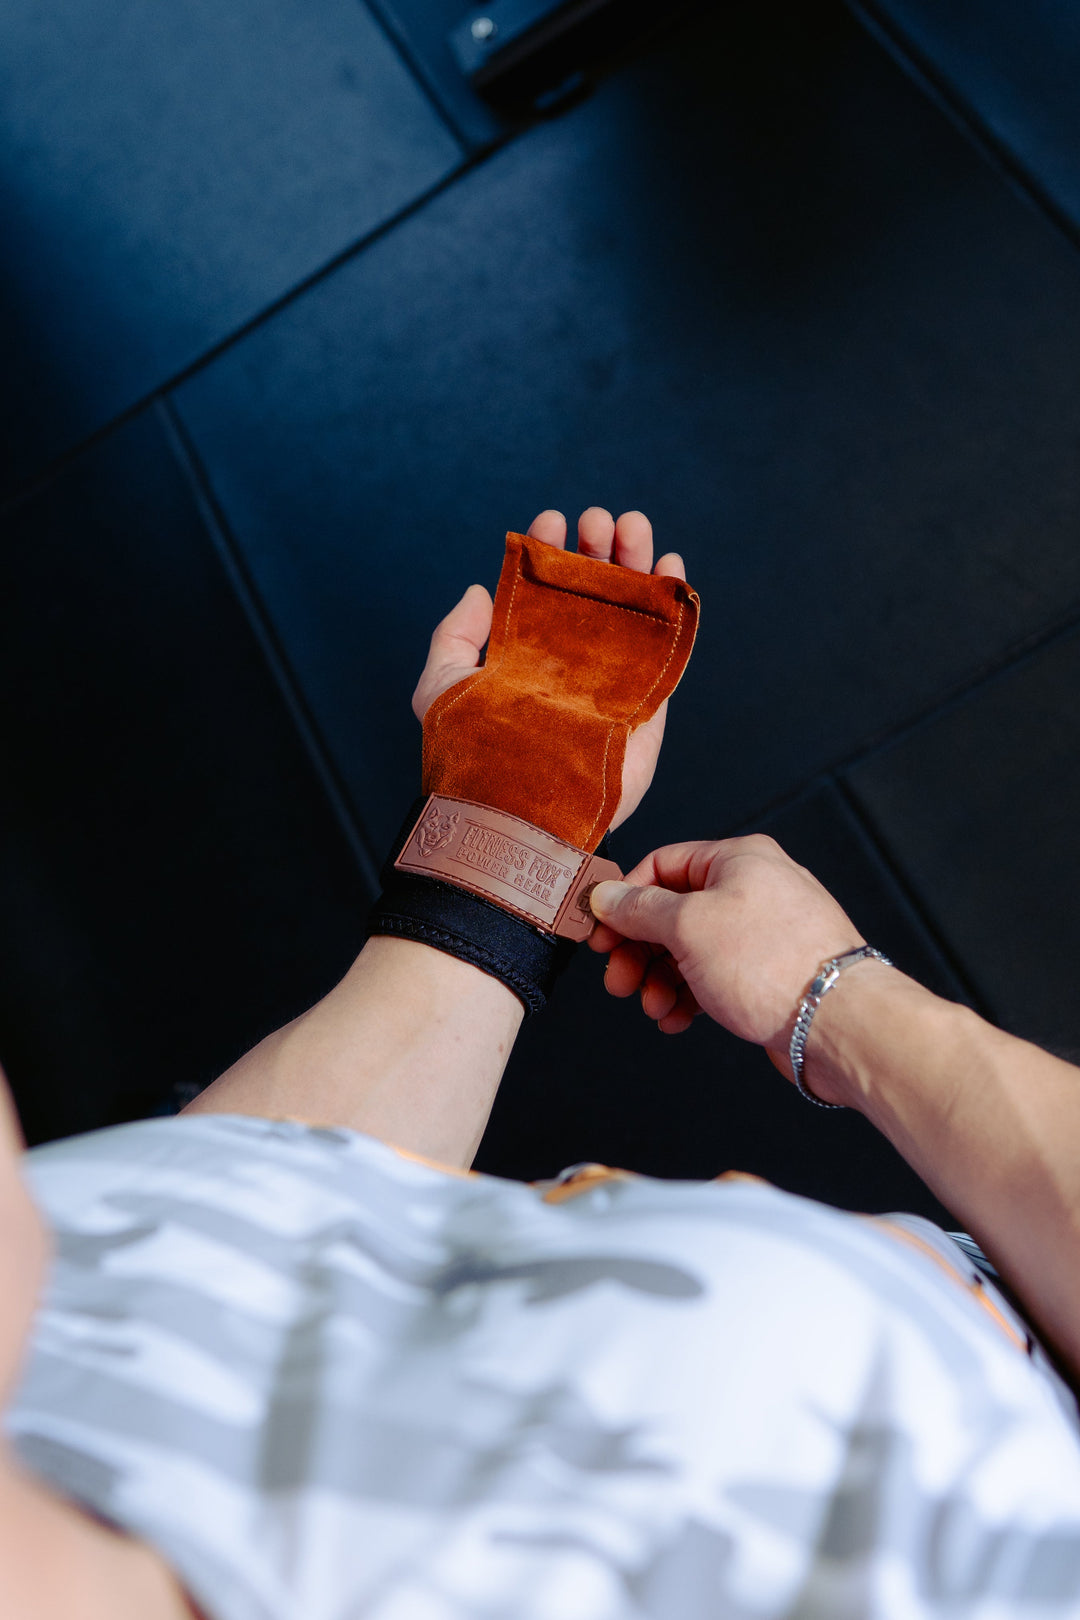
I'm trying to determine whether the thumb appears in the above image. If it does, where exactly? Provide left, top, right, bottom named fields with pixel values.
left=431, top=583, right=493, bottom=667
left=589, top=879, right=684, bottom=947
left=414, top=584, right=494, bottom=721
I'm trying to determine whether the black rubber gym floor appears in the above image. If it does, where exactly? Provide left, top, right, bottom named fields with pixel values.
left=4, top=0, right=1080, bottom=1222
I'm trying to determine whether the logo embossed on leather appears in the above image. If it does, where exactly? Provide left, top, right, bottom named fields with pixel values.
left=395, top=795, right=621, bottom=940
left=416, top=803, right=460, bottom=857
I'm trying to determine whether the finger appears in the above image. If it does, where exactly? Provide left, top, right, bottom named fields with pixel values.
left=412, top=583, right=493, bottom=719
left=427, top=583, right=493, bottom=669
left=613, top=510, right=653, bottom=573
left=603, top=939, right=652, bottom=998
left=589, top=878, right=687, bottom=948
left=577, top=506, right=616, bottom=561
left=641, top=957, right=680, bottom=1022
left=587, top=919, right=625, bottom=954
left=527, top=510, right=567, bottom=548
left=618, top=835, right=792, bottom=897
left=616, top=840, right=727, bottom=896
left=654, top=551, right=686, bottom=581
left=658, top=983, right=702, bottom=1035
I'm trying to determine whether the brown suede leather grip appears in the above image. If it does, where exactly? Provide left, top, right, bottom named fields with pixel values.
left=422, top=533, right=700, bottom=852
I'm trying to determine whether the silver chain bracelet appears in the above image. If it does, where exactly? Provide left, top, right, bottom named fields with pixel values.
left=789, top=945, right=894, bottom=1108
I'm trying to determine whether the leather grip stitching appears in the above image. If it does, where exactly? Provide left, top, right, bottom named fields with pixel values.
left=582, top=598, right=687, bottom=848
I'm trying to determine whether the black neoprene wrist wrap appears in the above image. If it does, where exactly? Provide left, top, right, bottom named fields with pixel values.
left=364, top=798, right=611, bottom=1016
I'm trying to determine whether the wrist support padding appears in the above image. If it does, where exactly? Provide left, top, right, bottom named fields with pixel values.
left=422, top=532, right=700, bottom=852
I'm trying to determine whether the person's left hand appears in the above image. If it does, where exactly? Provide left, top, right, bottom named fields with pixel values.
left=412, top=508, right=686, bottom=834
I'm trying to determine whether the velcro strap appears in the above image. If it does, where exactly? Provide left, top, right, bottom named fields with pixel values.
left=393, top=794, right=622, bottom=942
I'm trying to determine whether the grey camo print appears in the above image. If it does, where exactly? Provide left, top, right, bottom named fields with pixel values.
left=5, top=1114, right=1080, bottom=1620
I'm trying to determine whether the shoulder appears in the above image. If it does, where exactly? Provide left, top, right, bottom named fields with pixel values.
left=0, top=1453, right=202, bottom=1620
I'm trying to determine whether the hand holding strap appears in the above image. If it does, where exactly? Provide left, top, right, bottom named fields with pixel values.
left=422, top=532, right=700, bottom=851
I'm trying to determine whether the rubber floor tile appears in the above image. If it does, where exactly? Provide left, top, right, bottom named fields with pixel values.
left=845, top=629, right=1080, bottom=1056
left=0, top=0, right=462, bottom=493
left=0, top=408, right=371, bottom=1145
left=753, top=781, right=972, bottom=1012
left=853, top=0, right=1080, bottom=242
left=173, top=0, right=1080, bottom=871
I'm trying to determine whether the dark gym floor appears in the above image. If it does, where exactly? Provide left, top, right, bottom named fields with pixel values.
left=4, top=0, right=1080, bottom=1224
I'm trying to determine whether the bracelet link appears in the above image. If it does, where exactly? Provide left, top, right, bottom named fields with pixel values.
left=790, top=946, right=894, bottom=1109
left=809, top=965, right=841, bottom=1000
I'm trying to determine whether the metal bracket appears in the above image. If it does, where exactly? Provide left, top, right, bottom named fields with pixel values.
left=448, top=0, right=680, bottom=109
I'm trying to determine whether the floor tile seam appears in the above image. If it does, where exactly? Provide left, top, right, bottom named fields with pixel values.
left=0, top=143, right=507, bottom=517
left=726, top=593, right=1080, bottom=840
left=846, top=0, right=1080, bottom=259
left=724, top=601, right=1080, bottom=1026
left=728, top=766, right=994, bottom=1023
left=837, top=599, right=1080, bottom=777
left=155, top=397, right=383, bottom=898
left=0, top=0, right=712, bottom=519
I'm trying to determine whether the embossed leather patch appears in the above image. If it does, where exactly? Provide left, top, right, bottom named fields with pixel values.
left=394, top=795, right=622, bottom=941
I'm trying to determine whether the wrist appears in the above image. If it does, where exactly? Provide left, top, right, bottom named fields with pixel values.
left=798, top=960, right=949, bottom=1109
left=349, top=933, right=525, bottom=1022
left=365, top=796, right=619, bottom=1015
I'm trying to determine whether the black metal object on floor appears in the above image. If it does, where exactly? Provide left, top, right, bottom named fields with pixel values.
left=448, top=0, right=701, bottom=109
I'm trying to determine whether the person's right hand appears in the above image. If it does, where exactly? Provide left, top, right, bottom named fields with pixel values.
left=587, top=837, right=867, bottom=1074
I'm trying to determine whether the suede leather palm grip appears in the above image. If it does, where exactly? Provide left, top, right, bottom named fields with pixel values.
left=422, top=532, right=700, bottom=852
left=394, top=794, right=623, bottom=941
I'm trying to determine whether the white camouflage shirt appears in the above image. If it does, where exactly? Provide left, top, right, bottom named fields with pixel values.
left=6, top=1113, right=1080, bottom=1619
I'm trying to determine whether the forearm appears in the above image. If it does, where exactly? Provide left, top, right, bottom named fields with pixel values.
left=182, top=936, right=524, bottom=1169
left=809, top=962, right=1080, bottom=1372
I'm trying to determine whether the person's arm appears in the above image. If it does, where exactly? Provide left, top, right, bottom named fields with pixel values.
left=0, top=504, right=686, bottom=1611
left=587, top=836, right=1080, bottom=1379
left=183, top=506, right=687, bottom=1167
left=809, top=964, right=1080, bottom=1377
left=181, top=934, right=525, bottom=1169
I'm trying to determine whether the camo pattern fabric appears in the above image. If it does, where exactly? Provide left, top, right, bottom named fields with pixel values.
left=6, top=1113, right=1080, bottom=1620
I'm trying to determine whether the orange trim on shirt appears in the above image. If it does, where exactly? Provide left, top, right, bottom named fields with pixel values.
left=540, top=1165, right=638, bottom=1204
left=390, top=1145, right=478, bottom=1180
left=866, top=1217, right=1029, bottom=1354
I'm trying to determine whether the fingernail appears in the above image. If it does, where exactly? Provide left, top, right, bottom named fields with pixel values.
left=590, top=880, right=630, bottom=917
